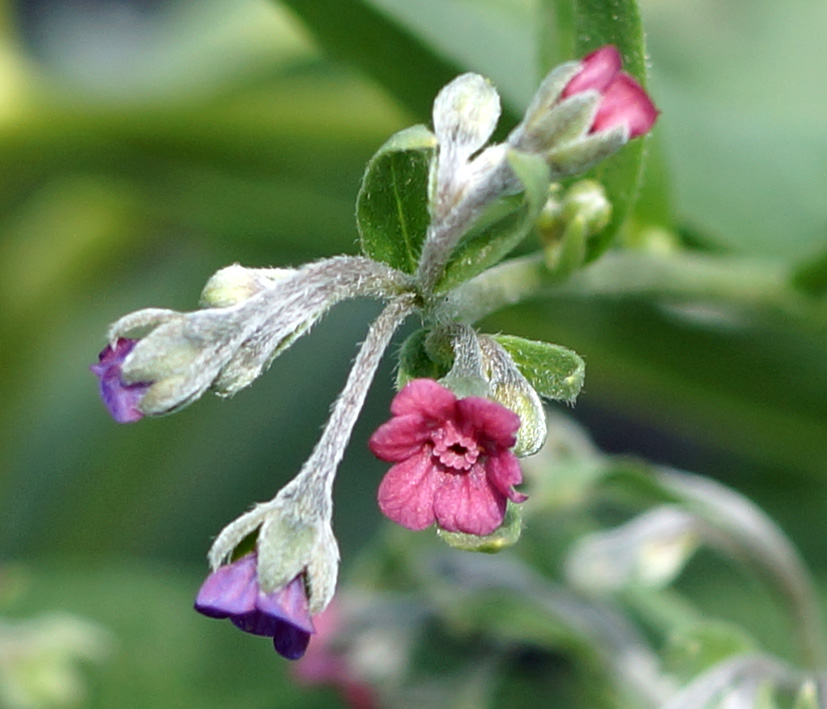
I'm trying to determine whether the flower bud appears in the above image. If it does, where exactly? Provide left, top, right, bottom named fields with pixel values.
left=508, top=45, right=658, bottom=179
left=208, top=490, right=340, bottom=616
left=538, top=180, right=612, bottom=274
left=199, top=264, right=296, bottom=308
left=565, top=506, right=699, bottom=593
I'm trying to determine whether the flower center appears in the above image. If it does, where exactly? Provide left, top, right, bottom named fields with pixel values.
left=431, top=423, right=480, bottom=471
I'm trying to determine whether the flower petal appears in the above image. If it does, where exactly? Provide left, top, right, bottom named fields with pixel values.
left=390, top=379, right=457, bottom=420
left=274, top=622, right=312, bottom=660
left=562, top=45, right=622, bottom=97
left=593, top=73, right=659, bottom=138
left=456, top=396, right=520, bottom=448
left=485, top=450, right=528, bottom=503
left=256, top=575, right=315, bottom=635
left=194, top=553, right=258, bottom=618
left=377, top=449, right=438, bottom=531
left=90, top=338, right=150, bottom=423
left=368, top=414, right=431, bottom=462
left=432, top=465, right=506, bottom=536
left=232, top=610, right=283, bottom=636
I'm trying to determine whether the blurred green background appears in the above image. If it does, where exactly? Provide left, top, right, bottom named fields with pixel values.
left=1, top=0, right=826, bottom=706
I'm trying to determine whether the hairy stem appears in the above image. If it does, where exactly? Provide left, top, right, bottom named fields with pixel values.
left=288, top=295, right=417, bottom=517
left=443, top=251, right=817, bottom=325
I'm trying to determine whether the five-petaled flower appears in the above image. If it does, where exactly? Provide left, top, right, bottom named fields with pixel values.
left=370, top=379, right=526, bottom=536
left=194, top=552, right=315, bottom=660
left=90, top=338, right=150, bottom=424
left=563, top=45, right=659, bottom=139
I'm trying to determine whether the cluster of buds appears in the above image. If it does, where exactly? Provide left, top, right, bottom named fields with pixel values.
left=92, top=46, right=657, bottom=659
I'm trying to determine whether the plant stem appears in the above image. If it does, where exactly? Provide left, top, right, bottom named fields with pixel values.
left=444, top=250, right=818, bottom=325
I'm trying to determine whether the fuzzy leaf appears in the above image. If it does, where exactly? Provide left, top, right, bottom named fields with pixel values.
left=493, top=334, right=585, bottom=402
left=357, top=125, right=437, bottom=274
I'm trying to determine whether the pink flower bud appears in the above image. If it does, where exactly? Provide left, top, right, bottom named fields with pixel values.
left=563, top=46, right=658, bottom=139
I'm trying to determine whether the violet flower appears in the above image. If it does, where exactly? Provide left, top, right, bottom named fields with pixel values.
left=90, top=338, right=150, bottom=423
left=370, top=379, right=526, bottom=536
left=194, top=553, right=315, bottom=660
left=562, top=45, right=659, bottom=139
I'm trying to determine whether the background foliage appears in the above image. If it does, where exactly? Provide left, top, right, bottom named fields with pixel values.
left=1, top=0, right=826, bottom=706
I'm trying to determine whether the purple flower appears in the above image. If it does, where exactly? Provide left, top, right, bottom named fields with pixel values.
left=562, top=45, right=658, bottom=139
left=90, top=338, right=150, bottom=423
left=194, top=553, right=315, bottom=660
left=370, top=379, right=526, bottom=537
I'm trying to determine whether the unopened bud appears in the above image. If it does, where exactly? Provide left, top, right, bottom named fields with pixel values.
left=538, top=180, right=612, bottom=274
left=200, top=264, right=296, bottom=308
left=566, top=506, right=699, bottom=593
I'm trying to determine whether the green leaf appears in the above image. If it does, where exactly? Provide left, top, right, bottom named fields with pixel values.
left=493, top=334, right=585, bottom=402
left=434, top=150, right=550, bottom=293
left=276, top=0, right=463, bottom=120
left=540, top=0, right=651, bottom=261
left=395, top=327, right=449, bottom=388
left=356, top=125, right=436, bottom=274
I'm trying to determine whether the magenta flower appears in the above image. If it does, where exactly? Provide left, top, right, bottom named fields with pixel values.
left=370, top=379, right=526, bottom=536
left=194, top=552, right=315, bottom=660
left=563, top=45, right=658, bottom=138
left=90, top=338, right=150, bottom=423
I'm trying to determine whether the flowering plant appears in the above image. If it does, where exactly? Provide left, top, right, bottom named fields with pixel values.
left=60, top=0, right=827, bottom=706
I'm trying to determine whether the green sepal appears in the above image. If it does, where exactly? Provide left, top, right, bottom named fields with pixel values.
left=437, top=502, right=523, bottom=553
left=434, top=149, right=551, bottom=293
left=493, top=334, right=585, bottom=402
left=395, top=328, right=450, bottom=389
left=356, top=125, right=437, bottom=274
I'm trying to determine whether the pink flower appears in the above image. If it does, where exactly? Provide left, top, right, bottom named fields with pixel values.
left=563, top=45, right=658, bottom=139
left=194, top=553, right=315, bottom=660
left=370, top=379, right=526, bottom=536
left=90, top=338, right=150, bottom=423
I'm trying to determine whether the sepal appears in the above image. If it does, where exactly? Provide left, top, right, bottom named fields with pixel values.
left=492, top=335, right=585, bottom=403
left=437, top=501, right=523, bottom=552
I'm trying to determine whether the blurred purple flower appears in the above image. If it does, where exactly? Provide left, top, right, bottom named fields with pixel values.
left=194, top=552, right=315, bottom=660
left=370, top=378, right=526, bottom=536
left=90, top=338, right=149, bottom=423
left=563, top=45, right=659, bottom=139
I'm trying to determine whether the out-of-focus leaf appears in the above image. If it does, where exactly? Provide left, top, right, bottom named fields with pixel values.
left=435, top=150, right=550, bottom=292
left=356, top=125, right=436, bottom=274
left=276, top=0, right=463, bottom=119
left=493, top=334, right=585, bottom=402
left=663, top=621, right=758, bottom=683
left=792, top=247, right=827, bottom=297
